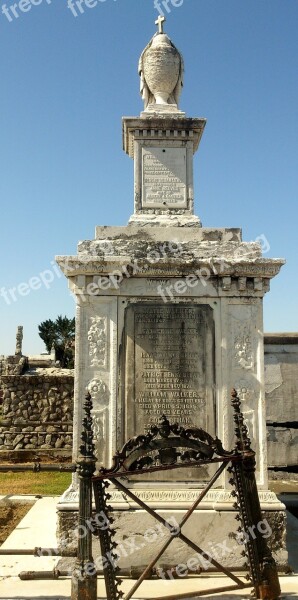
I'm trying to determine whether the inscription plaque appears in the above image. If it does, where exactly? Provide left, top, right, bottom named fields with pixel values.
left=142, top=147, right=187, bottom=208
left=122, top=304, right=215, bottom=482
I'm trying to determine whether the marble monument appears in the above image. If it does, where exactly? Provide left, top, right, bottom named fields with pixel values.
left=56, top=19, right=287, bottom=568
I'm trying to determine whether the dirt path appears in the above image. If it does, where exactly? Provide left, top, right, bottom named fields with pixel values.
left=0, top=503, right=33, bottom=545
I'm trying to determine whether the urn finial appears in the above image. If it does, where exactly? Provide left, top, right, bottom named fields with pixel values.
left=139, top=21, right=184, bottom=113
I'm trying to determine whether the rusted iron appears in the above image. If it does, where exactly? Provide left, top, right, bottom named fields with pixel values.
left=111, top=466, right=245, bottom=600
left=0, top=463, right=76, bottom=473
left=151, top=582, right=253, bottom=600
left=18, top=565, right=264, bottom=580
left=19, top=569, right=62, bottom=580
left=1, top=390, right=281, bottom=599
left=0, top=548, right=59, bottom=556
left=92, top=394, right=281, bottom=600
left=93, top=454, right=248, bottom=481
left=231, top=389, right=281, bottom=600
left=71, top=392, right=97, bottom=600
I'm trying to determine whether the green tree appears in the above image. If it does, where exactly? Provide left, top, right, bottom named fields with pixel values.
left=38, top=315, right=75, bottom=368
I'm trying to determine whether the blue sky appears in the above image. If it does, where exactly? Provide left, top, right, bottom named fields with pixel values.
left=0, top=0, right=297, bottom=355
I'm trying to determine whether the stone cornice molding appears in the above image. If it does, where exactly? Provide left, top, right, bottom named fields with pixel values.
left=123, top=116, right=206, bottom=158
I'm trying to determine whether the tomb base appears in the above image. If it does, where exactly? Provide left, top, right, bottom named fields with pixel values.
left=57, top=488, right=288, bottom=570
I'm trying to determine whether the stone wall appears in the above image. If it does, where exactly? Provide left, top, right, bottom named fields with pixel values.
left=0, top=373, right=73, bottom=451
left=265, top=333, right=298, bottom=478
left=0, top=355, right=28, bottom=376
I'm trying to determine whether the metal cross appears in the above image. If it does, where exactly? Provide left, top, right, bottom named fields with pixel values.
left=155, top=15, right=166, bottom=34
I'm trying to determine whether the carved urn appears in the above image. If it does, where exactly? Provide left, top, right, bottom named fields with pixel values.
left=142, top=34, right=181, bottom=104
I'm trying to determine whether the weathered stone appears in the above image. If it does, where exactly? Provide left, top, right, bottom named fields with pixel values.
left=56, top=507, right=287, bottom=568
left=47, top=426, right=58, bottom=433
left=139, top=28, right=183, bottom=111
left=13, top=435, right=24, bottom=447
left=267, top=427, right=298, bottom=467
left=265, top=342, right=298, bottom=423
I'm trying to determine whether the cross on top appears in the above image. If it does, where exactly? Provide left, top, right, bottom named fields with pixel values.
left=155, top=15, right=166, bottom=34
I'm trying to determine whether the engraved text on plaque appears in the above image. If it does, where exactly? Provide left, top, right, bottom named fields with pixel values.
left=122, top=304, right=215, bottom=481
left=142, top=147, right=187, bottom=208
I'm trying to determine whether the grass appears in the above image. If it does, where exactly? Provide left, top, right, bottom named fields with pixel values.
left=0, top=471, right=72, bottom=495
left=269, top=480, right=298, bottom=494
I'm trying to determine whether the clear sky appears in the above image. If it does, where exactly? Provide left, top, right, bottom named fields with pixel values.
left=0, top=0, right=297, bottom=356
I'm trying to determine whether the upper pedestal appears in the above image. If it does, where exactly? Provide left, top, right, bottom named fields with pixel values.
left=122, top=18, right=206, bottom=227
left=123, top=116, right=206, bottom=227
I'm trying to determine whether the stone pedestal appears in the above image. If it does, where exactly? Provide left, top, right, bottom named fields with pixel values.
left=56, top=223, right=287, bottom=567
left=122, top=116, right=205, bottom=226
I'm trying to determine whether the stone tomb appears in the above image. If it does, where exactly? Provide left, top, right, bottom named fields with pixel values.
left=56, top=21, right=288, bottom=568
left=57, top=224, right=287, bottom=567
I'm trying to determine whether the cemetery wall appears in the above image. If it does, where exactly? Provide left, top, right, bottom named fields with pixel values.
left=264, top=333, right=298, bottom=478
left=0, top=374, right=73, bottom=451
